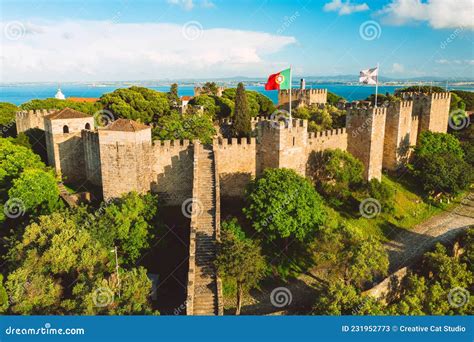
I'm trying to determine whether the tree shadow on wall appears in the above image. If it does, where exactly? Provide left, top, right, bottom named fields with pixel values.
left=220, top=172, right=253, bottom=199
left=151, top=148, right=193, bottom=205
left=24, top=128, right=47, bottom=163
left=58, top=136, right=84, bottom=184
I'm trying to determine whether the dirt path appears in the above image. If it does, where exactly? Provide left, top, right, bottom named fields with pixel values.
left=236, top=192, right=474, bottom=315
left=385, top=192, right=474, bottom=273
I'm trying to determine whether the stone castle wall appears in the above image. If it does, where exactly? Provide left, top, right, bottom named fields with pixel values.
left=24, top=91, right=450, bottom=203
left=213, top=137, right=257, bottom=198
left=82, top=130, right=102, bottom=186
left=346, top=107, right=387, bottom=181
left=383, top=101, right=413, bottom=170
left=278, top=89, right=327, bottom=106
left=16, top=109, right=55, bottom=133
left=98, top=128, right=153, bottom=200
left=45, top=116, right=94, bottom=183
left=151, top=140, right=194, bottom=205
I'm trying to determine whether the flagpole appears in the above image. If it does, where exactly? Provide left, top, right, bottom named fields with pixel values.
left=375, top=63, right=379, bottom=108
left=289, top=65, right=292, bottom=123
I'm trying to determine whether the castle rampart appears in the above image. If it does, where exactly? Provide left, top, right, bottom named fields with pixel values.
left=213, top=137, right=257, bottom=198
left=346, top=107, right=387, bottom=181
left=151, top=139, right=194, bottom=205
left=278, top=88, right=327, bottom=107
left=17, top=90, right=450, bottom=203
left=383, top=100, right=413, bottom=170
left=16, top=109, right=55, bottom=133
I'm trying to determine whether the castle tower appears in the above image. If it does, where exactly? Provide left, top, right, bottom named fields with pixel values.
left=383, top=100, right=413, bottom=170
left=412, top=92, right=451, bottom=133
left=257, top=118, right=308, bottom=175
left=98, top=118, right=153, bottom=200
left=44, top=108, right=94, bottom=183
left=16, top=109, right=56, bottom=133
left=346, top=107, right=387, bottom=181
left=278, top=89, right=327, bottom=107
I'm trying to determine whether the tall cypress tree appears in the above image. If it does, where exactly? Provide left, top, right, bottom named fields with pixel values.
left=233, top=82, right=251, bottom=137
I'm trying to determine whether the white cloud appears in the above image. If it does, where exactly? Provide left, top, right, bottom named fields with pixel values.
left=391, top=62, right=405, bottom=73
left=323, top=0, right=369, bottom=15
left=379, top=0, right=474, bottom=29
left=0, top=20, right=296, bottom=82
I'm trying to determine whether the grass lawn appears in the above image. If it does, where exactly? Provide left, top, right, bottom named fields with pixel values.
left=331, top=173, right=465, bottom=242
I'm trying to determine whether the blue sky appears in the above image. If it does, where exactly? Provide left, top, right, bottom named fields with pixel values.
left=1, top=0, right=473, bottom=82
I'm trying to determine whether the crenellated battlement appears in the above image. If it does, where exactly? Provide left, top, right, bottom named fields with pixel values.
left=16, top=109, right=57, bottom=133
left=308, top=127, right=346, bottom=139
left=214, top=137, right=256, bottom=146
left=279, top=88, right=327, bottom=96
left=348, top=107, right=387, bottom=116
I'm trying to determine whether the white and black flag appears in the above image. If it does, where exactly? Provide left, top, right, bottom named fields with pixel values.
left=359, top=67, right=378, bottom=85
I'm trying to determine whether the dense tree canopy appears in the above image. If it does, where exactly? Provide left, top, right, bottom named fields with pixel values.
left=410, top=131, right=472, bottom=195
left=8, top=168, right=61, bottom=217
left=99, top=86, right=170, bottom=124
left=294, top=104, right=346, bottom=132
left=153, top=112, right=216, bottom=144
left=0, top=138, right=45, bottom=187
left=215, top=219, right=266, bottom=315
left=244, top=168, right=326, bottom=243
left=19, top=98, right=100, bottom=115
left=309, top=149, right=364, bottom=204
left=4, top=212, right=155, bottom=315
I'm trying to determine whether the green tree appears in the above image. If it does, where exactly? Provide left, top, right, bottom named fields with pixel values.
left=0, top=102, right=18, bottom=137
left=189, top=95, right=218, bottom=117
left=7, top=169, right=61, bottom=216
left=327, top=91, right=345, bottom=106
left=0, top=275, right=8, bottom=313
left=244, top=168, right=326, bottom=243
left=232, top=83, right=251, bottom=137
left=313, top=280, right=383, bottom=315
left=5, top=212, right=155, bottom=314
left=0, top=138, right=45, bottom=187
left=99, top=86, right=170, bottom=124
left=309, top=149, right=364, bottom=204
left=311, top=223, right=388, bottom=287
left=168, top=83, right=179, bottom=105
left=201, top=82, right=218, bottom=95
left=153, top=112, right=216, bottom=144
left=215, top=219, right=266, bottom=315
left=367, top=179, right=395, bottom=213
left=87, top=192, right=158, bottom=265
left=19, top=98, right=100, bottom=115
left=410, top=131, right=472, bottom=195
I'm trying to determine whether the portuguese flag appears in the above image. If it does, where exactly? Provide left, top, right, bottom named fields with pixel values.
left=265, top=67, right=291, bottom=90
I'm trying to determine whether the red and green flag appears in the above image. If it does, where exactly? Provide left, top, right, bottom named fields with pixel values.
left=265, top=68, right=291, bottom=90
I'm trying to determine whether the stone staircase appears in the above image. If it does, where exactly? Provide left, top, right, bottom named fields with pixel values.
left=187, top=143, right=223, bottom=315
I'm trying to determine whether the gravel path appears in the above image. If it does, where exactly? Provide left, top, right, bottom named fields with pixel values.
left=385, top=192, right=474, bottom=273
